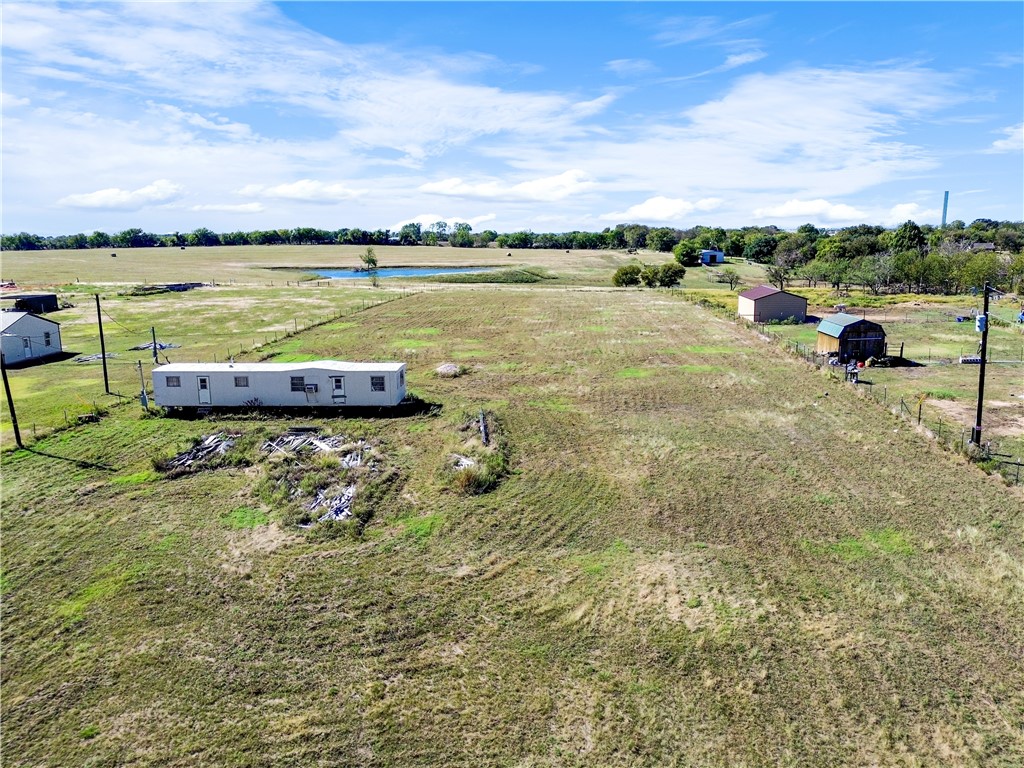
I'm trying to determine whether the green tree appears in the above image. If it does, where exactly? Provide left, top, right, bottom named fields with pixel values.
left=889, top=220, right=926, bottom=254
left=186, top=227, right=220, bottom=247
left=430, top=221, right=449, bottom=241
left=673, top=240, right=700, bottom=266
left=646, top=227, right=680, bottom=252
left=720, top=266, right=741, bottom=290
left=449, top=222, right=474, bottom=248
left=742, top=235, right=779, bottom=263
left=398, top=223, right=421, bottom=246
left=657, top=262, right=686, bottom=287
left=360, top=246, right=378, bottom=270
left=612, top=264, right=642, bottom=287
left=87, top=231, right=112, bottom=249
left=640, top=265, right=661, bottom=287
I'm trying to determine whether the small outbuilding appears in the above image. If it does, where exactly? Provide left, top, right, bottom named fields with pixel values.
left=152, top=360, right=407, bottom=411
left=737, top=285, right=807, bottom=323
left=0, top=311, right=63, bottom=364
left=700, top=249, right=726, bottom=265
left=815, top=313, right=887, bottom=363
left=2, top=293, right=60, bottom=314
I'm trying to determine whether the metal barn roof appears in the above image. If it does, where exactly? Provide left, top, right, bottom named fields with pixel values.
left=738, top=285, right=781, bottom=301
left=816, top=313, right=874, bottom=338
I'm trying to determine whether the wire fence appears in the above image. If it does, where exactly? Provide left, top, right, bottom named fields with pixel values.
left=744, top=319, right=1024, bottom=485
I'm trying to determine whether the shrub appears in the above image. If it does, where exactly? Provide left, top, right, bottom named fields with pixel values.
left=612, top=264, right=642, bottom=287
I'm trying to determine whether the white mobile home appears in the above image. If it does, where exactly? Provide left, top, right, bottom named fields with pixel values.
left=0, top=311, right=63, bottom=364
left=152, top=361, right=407, bottom=410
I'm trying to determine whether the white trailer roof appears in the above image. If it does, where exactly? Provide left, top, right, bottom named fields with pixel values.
left=154, top=360, right=405, bottom=374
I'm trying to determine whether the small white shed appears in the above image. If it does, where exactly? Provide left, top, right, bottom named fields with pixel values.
left=0, top=311, right=63, bottom=364
left=152, top=361, right=407, bottom=410
left=737, top=285, right=807, bottom=323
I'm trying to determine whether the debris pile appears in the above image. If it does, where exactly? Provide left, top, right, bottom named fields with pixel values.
left=452, top=454, right=476, bottom=469
left=75, top=353, right=117, bottom=363
left=261, top=432, right=348, bottom=454
left=129, top=341, right=181, bottom=351
left=166, top=433, right=236, bottom=469
left=304, top=483, right=357, bottom=524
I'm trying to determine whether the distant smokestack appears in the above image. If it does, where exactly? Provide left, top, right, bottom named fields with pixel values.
left=941, top=191, right=949, bottom=227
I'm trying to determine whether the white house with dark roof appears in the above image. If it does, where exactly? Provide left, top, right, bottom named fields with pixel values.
left=737, top=285, right=807, bottom=323
left=0, top=311, right=63, bottom=364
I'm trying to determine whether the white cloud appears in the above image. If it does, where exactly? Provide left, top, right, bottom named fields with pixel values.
left=753, top=198, right=866, bottom=222
left=881, top=203, right=942, bottom=226
left=190, top=202, right=264, bottom=213
left=601, top=195, right=722, bottom=223
left=605, top=59, right=657, bottom=77
left=58, top=179, right=183, bottom=209
left=984, top=123, right=1023, bottom=154
left=652, top=15, right=767, bottom=47
left=665, top=50, right=767, bottom=82
left=420, top=170, right=594, bottom=202
left=1, top=92, right=30, bottom=108
left=237, top=180, right=368, bottom=203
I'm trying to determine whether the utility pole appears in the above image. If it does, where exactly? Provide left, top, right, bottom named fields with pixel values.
left=1, top=352, right=24, bottom=448
left=136, top=360, right=149, bottom=409
left=151, top=326, right=158, bottom=364
left=970, top=282, right=992, bottom=446
left=95, top=294, right=110, bottom=394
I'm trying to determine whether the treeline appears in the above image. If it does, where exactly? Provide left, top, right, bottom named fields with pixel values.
left=4, top=218, right=1023, bottom=293
left=632, top=219, right=1024, bottom=295
left=0, top=222, right=500, bottom=251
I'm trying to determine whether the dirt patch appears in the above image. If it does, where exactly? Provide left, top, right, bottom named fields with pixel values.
left=220, top=523, right=299, bottom=577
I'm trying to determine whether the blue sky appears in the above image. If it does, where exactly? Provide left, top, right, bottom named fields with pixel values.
left=1, top=1, right=1021, bottom=236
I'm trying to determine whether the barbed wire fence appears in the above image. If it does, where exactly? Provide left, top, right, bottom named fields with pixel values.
left=743, top=318, right=1023, bottom=485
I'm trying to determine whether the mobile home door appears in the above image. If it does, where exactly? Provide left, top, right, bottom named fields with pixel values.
left=197, top=376, right=211, bottom=404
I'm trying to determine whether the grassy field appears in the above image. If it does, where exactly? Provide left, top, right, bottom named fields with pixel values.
left=3, top=281, right=1024, bottom=766
left=0, top=245, right=766, bottom=443
left=762, top=299, right=1024, bottom=459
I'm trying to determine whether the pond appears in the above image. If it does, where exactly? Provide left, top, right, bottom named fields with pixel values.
left=314, top=267, right=493, bottom=279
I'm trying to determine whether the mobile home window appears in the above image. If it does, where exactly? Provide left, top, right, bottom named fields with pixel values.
left=370, top=375, right=386, bottom=392
left=399, top=370, right=405, bottom=387
left=166, top=375, right=181, bottom=387
left=332, top=376, right=345, bottom=394
left=44, top=332, right=52, bottom=347
left=234, top=376, right=249, bottom=387
left=290, top=376, right=305, bottom=392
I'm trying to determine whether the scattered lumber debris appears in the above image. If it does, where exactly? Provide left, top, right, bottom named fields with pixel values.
left=129, top=341, right=181, bottom=351
left=166, top=433, right=236, bottom=469
left=261, top=432, right=351, bottom=455
left=305, top=483, right=358, bottom=524
left=75, top=353, right=118, bottom=363
left=452, top=454, right=476, bottom=469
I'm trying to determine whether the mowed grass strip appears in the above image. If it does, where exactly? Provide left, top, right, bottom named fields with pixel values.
left=2, top=287, right=1023, bottom=766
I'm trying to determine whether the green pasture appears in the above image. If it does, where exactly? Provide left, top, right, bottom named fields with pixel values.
left=0, top=284, right=397, bottom=442
left=764, top=298, right=1024, bottom=457
left=3, top=286, right=1023, bottom=766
